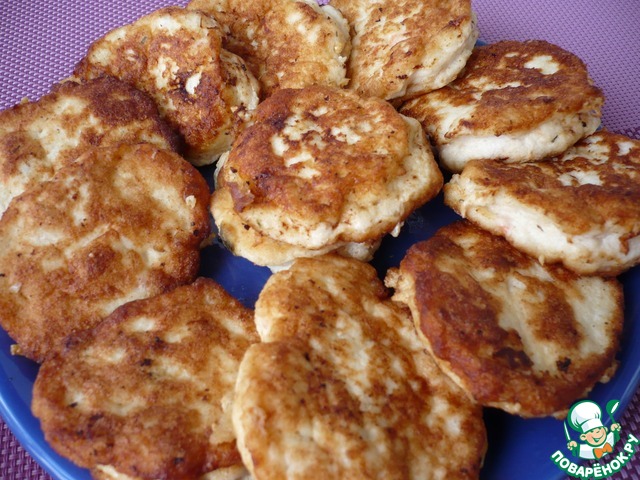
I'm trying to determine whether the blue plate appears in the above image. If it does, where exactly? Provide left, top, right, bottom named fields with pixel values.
left=1, top=182, right=639, bottom=480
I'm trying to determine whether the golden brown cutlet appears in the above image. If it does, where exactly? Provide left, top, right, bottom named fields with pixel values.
left=387, top=221, right=623, bottom=418
left=32, top=278, right=258, bottom=479
left=0, top=143, right=211, bottom=362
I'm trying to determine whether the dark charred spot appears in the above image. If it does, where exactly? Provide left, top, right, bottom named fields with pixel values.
left=556, top=357, right=572, bottom=373
left=140, top=358, right=152, bottom=367
left=493, top=347, right=533, bottom=369
left=173, top=457, right=185, bottom=465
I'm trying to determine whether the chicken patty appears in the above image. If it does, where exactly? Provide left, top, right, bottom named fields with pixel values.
left=332, top=0, right=478, bottom=101
left=188, top=0, right=351, bottom=98
left=386, top=221, right=623, bottom=418
left=32, top=278, right=258, bottom=479
left=214, top=86, right=443, bottom=252
left=401, top=40, right=604, bottom=172
left=75, top=7, right=259, bottom=165
left=0, top=143, right=211, bottom=362
left=0, top=77, right=178, bottom=216
left=233, top=254, right=487, bottom=480
left=444, top=131, right=640, bottom=276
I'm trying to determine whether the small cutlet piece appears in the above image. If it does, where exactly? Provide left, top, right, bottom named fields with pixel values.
left=386, top=221, right=623, bottom=418
left=0, top=143, right=211, bottom=362
left=215, top=86, right=443, bottom=251
left=187, top=0, right=351, bottom=98
left=0, top=77, right=178, bottom=216
left=211, top=184, right=380, bottom=271
left=74, top=6, right=259, bottom=166
left=331, top=0, right=478, bottom=101
left=401, top=40, right=604, bottom=172
left=445, top=131, right=640, bottom=276
left=233, top=254, right=487, bottom=480
left=91, top=464, right=251, bottom=480
left=32, top=278, right=258, bottom=480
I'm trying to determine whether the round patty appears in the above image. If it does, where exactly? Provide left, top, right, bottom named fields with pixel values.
left=445, top=131, right=640, bottom=276
left=386, top=221, right=623, bottom=418
left=0, top=143, right=211, bottom=362
left=32, top=278, right=258, bottom=479
left=332, top=0, right=478, bottom=101
left=0, top=77, right=178, bottom=216
left=74, top=6, right=259, bottom=165
left=233, top=254, right=487, bottom=480
left=401, top=40, right=604, bottom=172
left=215, top=85, right=443, bottom=250
left=188, top=0, right=351, bottom=98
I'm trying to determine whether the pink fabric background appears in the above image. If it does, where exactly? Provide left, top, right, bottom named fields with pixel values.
left=0, top=1, right=638, bottom=478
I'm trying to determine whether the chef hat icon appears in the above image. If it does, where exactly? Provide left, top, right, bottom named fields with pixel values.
left=568, top=400, right=604, bottom=434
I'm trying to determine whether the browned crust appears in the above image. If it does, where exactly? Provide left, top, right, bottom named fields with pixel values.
left=189, top=0, right=348, bottom=98
left=396, top=221, right=623, bottom=416
left=33, top=278, right=257, bottom=478
left=446, top=131, right=640, bottom=239
left=0, top=76, right=180, bottom=190
left=332, top=0, right=475, bottom=99
left=74, top=7, right=236, bottom=160
left=219, top=86, right=427, bottom=242
left=401, top=40, right=604, bottom=138
left=0, top=144, right=211, bottom=362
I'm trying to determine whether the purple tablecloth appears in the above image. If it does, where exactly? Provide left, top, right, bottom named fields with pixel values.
left=1, top=1, right=639, bottom=479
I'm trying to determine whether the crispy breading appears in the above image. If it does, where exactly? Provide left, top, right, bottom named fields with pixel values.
left=216, top=86, right=442, bottom=250
left=386, top=221, right=623, bottom=418
left=74, top=7, right=259, bottom=165
left=332, top=0, right=478, bottom=100
left=401, top=40, right=604, bottom=172
left=0, top=143, right=211, bottom=362
left=188, top=0, right=351, bottom=98
left=233, top=254, right=487, bottom=480
left=0, top=77, right=178, bottom=216
left=445, top=131, right=640, bottom=276
left=32, top=278, right=258, bottom=479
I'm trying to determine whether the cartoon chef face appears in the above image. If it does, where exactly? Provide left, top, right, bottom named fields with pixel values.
left=580, top=425, right=609, bottom=447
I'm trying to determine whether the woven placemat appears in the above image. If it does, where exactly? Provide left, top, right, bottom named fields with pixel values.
left=0, top=1, right=639, bottom=479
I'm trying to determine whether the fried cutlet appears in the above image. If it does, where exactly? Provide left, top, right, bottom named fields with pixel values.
left=233, top=254, right=487, bottom=480
left=188, top=0, right=351, bottom=98
left=401, top=40, right=604, bottom=172
left=210, top=184, right=379, bottom=271
left=0, top=143, right=211, bottom=362
left=386, top=221, right=623, bottom=418
left=331, top=0, right=478, bottom=101
left=74, top=7, right=259, bottom=165
left=0, top=77, right=178, bottom=216
left=445, top=131, right=640, bottom=276
left=32, top=278, right=258, bottom=479
left=214, top=86, right=443, bottom=254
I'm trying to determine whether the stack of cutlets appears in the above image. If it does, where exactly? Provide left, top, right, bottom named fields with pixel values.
left=0, top=0, right=638, bottom=479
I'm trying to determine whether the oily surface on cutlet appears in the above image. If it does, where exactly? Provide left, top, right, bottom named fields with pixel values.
left=75, top=7, right=259, bottom=165
left=218, top=86, right=442, bottom=249
left=331, top=0, right=477, bottom=100
left=0, top=77, right=178, bottom=215
left=188, top=0, right=350, bottom=98
left=388, top=221, right=623, bottom=417
left=0, top=143, right=211, bottom=362
left=234, top=255, right=486, bottom=480
left=32, top=278, right=258, bottom=479
left=402, top=40, right=603, bottom=139
left=445, top=131, right=640, bottom=275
